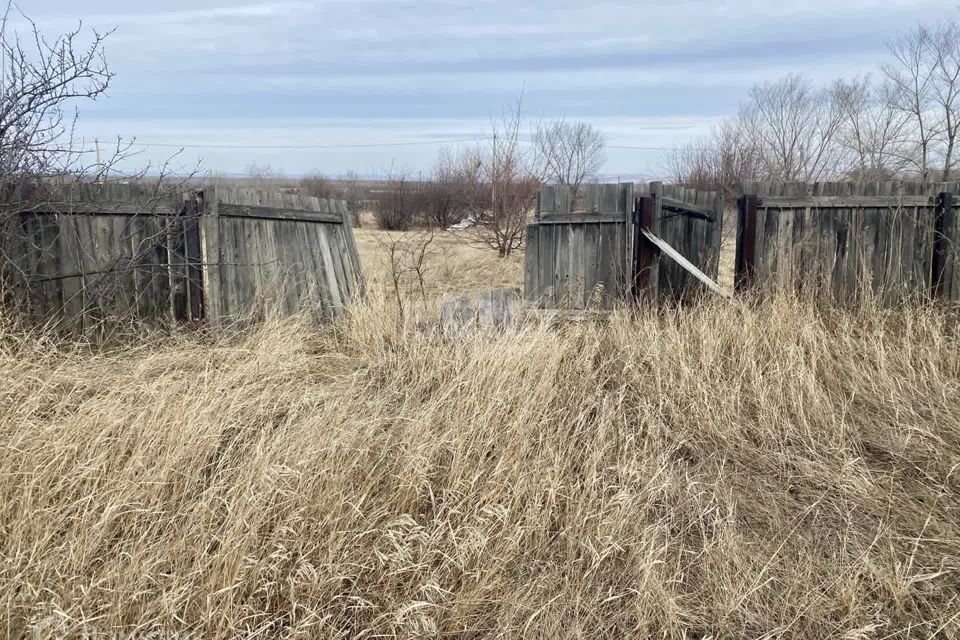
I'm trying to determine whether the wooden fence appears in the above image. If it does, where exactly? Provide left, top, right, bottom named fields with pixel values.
left=525, top=183, right=633, bottom=308
left=7, top=183, right=363, bottom=329
left=638, top=183, right=724, bottom=300
left=736, top=181, right=960, bottom=303
left=197, top=186, right=364, bottom=322
left=524, top=182, right=724, bottom=308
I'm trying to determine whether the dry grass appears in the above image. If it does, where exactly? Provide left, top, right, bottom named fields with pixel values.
left=353, top=226, right=524, bottom=302
left=1, top=239, right=960, bottom=638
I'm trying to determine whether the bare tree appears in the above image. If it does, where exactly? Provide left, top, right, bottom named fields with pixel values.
left=422, top=148, right=466, bottom=229
left=0, top=6, right=118, bottom=212
left=833, top=76, right=910, bottom=181
left=932, top=21, right=960, bottom=179
left=374, top=167, right=425, bottom=231
left=533, top=120, right=605, bottom=195
left=339, top=170, right=363, bottom=225
left=300, top=170, right=333, bottom=199
left=741, top=74, right=846, bottom=182
left=669, top=118, right=760, bottom=204
left=245, top=163, right=278, bottom=187
left=454, top=98, right=541, bottom=257
left=882, top=25, right=940, bottom=181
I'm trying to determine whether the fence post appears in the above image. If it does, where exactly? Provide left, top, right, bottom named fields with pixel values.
left=735, top=193, right=759, bottom=293
left=182, top=194, right=205, bottom=321
left=623, top=183, right=634, bottom=293
left=933, top=191, right=955, bottom=300
left=633, top=193, right=659, bottom=301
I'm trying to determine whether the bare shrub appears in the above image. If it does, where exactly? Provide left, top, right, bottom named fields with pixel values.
left=374, top=170, right=426, bottom=231
left=0, top=5, right=193, bottom=318
left=300, top=170, right=333, bottom=199
left=669, top=119, right=760, bottom=204
left=451, top=98, right=541, bottom=256
left=422, top=149, right=467, bottom=229
left=339, top=171, right=364, bottom=226
left=372, top=230, right=437, bottom=318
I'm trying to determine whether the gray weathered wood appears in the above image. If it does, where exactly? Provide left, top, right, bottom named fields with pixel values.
left=640, top=229, right=730, bottom=298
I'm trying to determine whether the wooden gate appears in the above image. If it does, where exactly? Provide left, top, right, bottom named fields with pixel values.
left=524, top=182, right=724, bottom=308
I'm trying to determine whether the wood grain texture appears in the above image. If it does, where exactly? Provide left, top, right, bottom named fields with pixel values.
left=10, top=186, right=363, bottom=327
left=740, top=181, right=959, bottom=303
left=525, top=182, right=723, bottom=307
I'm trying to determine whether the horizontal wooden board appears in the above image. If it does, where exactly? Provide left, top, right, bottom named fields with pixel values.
left=759, top=196, right=934, bottom=208
left=217, top=203, right=344, bottom=224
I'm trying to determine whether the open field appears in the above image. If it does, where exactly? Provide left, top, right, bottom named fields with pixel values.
left=2, top=232, right=959, bottom=638
left=353, top=226, right=525, bottom=301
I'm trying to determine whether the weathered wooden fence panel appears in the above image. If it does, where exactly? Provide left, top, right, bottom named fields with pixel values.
left=7, top=183, right=364, bottom=329
left=736, top=181, right=960, bottom=303
left=524, top=183, right=632, bottom=309
left=524, top=182, right=724, bottom=308
left=197, top=187, right=363, bottom=322
left=11, top=183, right=197, bottom=330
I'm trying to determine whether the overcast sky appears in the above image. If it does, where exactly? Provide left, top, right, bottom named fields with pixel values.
left=22, top=0, right=955, bottom=179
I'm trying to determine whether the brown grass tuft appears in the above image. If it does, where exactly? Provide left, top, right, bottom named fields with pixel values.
left=1, top=284, right=959, bottom=638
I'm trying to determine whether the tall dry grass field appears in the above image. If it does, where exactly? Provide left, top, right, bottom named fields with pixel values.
left=1, top=280, right=959, bottom=637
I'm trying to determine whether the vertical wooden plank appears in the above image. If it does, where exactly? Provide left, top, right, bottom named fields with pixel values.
left=583, top=222, right=601, bottom=306
left=57, top=215, right=85, bottom=327
left=570, top=224, right=586, bottom=309
left=524, top=223, right=540, bottom=302
left=166, top=214, right=187, bottom=321
left=38, top=214, right=63, bottom=321
left=949, top=198, right=960, bottom=301
left=293, top=221, right=319, bottom=313
left=634, top=195, right=659, bottom=301
left=538, top=222, right=556, bottom=305
left=306, top=223, right=333, bottom=317
left=73, top=213, right=99, bottom=330
left=552, top=224, right=569, bottom=307
left=555, top=184, right=572, bottom=214
left=182, top=200, right=205, bottom=321
left=199, top=186, right=222, bottom=323
left=221, top=216, right=243, bottom=318
left=127, top=214, right=150, bottom=318
left=231, top=217, right=255, bottom=317
left=538, top=185, right=556, bottom=217
left=331, top=223, right=356, bottom=310
left=735, top=194, right=759, bottom=293
left=831, top=183, right=852, bottom=303
left=338, top=200, right=365, bottom=295
left=622, top=183, right=635, bottom=292
left=115, top=214, right=140, bottom=317
left=316, top=224, right=344, bottom=313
